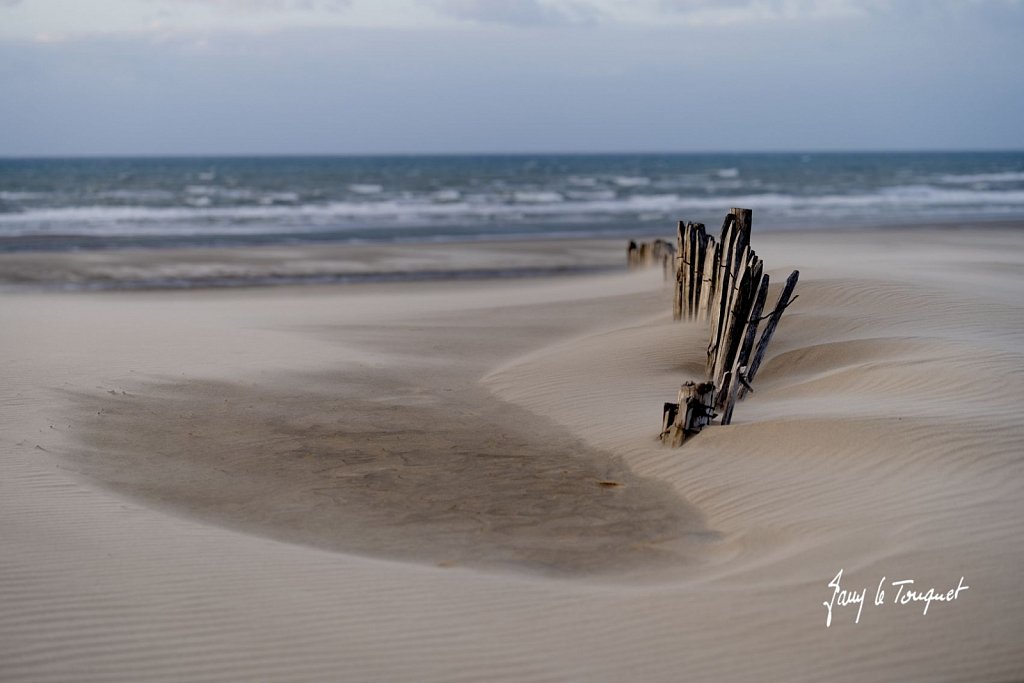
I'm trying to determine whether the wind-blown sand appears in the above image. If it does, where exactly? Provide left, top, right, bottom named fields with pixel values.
left=1, top=228, right=1023, bottom=681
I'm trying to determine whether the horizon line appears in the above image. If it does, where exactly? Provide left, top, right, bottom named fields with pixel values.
left=3, top=147, right=1024, bottom=160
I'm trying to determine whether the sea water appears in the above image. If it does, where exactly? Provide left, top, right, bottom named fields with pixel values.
left=1, top=152, right=1022, bottom=252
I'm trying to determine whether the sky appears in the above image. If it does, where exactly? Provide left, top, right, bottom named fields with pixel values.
left=0, top=0, right=1022, bottom=155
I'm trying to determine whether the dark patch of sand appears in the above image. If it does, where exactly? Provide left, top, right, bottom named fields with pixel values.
left=65, top=371, right=712, bottom=577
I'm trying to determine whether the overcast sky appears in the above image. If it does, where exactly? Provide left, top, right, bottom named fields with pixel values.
left=1, top=0, right=1022, bottom=155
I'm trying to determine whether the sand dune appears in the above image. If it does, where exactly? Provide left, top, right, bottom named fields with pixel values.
left=1, top=228, right=1023, bottom=681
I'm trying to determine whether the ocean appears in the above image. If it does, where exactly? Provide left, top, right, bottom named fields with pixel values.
left=1, top=152, right=1023, bottom=252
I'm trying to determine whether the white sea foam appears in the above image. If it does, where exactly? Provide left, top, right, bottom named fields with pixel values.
left=937, top=172, right=1024, bottom=184
left=0, top=191, right=49, bottom=201
left=3, top=185, right=1024, bottom=238
left=185, top=185, right=256, bottom=200
left=433, top=189, right=461, bottom=202
left=565, top=190, right=617, bottom=201
left=716, top=168, right=740, bottom=178
left=613, top=176, right=650, bottom=187
left=258, top=192, right=299, bottom=205
left=96, top=190, right=177, bottom=201
left=513, top=191, right=564, bottom=204
left=349, top=184, right=383, bottom=194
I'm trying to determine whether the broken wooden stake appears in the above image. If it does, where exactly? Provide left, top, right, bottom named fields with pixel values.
left=740, top=269, right=800, bottom=397
left=660, top=381, right=716, bottom=446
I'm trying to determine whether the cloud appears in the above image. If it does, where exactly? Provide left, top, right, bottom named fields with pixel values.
left=423, top=0, right=875, bottom=29
left=428, top=0, right=600, bottom=27
left=5, top=0, right=1019, bottom=43
left=160, top=0, right=353, bottom=11
left=646, top=0, right=867, bottom=26
left=426, top=0, right=1024, bottom=29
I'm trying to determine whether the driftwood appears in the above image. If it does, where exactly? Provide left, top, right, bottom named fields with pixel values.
left=659, top=208, right=799, bottom=444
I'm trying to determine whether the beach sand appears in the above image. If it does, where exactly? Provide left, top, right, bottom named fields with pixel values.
left=1, top=227, right=1023, bottom=681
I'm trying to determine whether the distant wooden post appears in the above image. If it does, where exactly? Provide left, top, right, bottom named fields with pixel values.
left=629, top=238, right=677, bottom=277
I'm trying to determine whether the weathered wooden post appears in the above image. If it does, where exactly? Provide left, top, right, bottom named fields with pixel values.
left=661, top=381, right=716, bottom=446
left=660, top=207, right=799, bottom=443
left=721, top=272, right=770, bottom=425
left=629, top=238, right=677, bottom=275
left=740, top=269, right=800, bottom=397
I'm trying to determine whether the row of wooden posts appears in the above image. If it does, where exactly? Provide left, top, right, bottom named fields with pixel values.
left=633, top=208, right=799, bottom=446
left=626, top=238, right=676, bottom=280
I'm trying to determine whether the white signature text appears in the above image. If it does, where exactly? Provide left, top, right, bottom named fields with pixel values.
left=823, top=569, right=969, bottom=627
